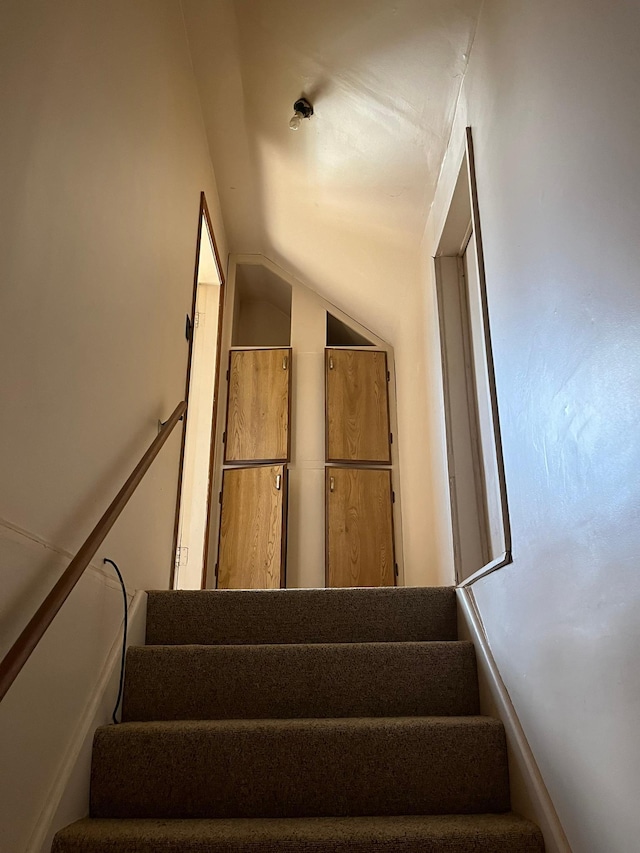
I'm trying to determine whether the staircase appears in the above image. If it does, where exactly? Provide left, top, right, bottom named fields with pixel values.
left=52, top=587, right=544, bottom=851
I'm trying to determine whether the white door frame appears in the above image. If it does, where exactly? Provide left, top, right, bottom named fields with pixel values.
left=435, top=128, right=512, bottom=587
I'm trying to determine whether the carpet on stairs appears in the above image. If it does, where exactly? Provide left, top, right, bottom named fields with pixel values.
left=52, top=587, right=545, bottom=853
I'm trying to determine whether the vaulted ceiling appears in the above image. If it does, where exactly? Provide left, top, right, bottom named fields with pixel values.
left=182, top=0, right=482, bottom=339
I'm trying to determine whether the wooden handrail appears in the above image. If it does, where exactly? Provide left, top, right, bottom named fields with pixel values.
left=0, top=401, right=186, bottom=703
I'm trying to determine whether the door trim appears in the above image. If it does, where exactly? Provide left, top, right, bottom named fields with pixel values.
left=170, top=191, right=226, bottom=589
left=465, top=127, right=512, bottom=578
left=435, top=128, right=512, bottom=585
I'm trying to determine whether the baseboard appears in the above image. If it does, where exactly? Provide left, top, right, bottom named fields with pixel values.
left=457, top=587, right=572, bottom=853
left=26, top=590, right=148, bottom=853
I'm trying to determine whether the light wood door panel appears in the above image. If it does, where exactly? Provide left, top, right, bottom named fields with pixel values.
left=217, top=465, right=287, bottom=589
left=326, top=467, right=395, bottom=587
left=225, top=348, right=291, bottom=462
left=326, top=349, right=391, bottom=463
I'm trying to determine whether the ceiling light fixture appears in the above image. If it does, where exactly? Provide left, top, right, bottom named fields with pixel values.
left=289, top=97, right=314, bottom=131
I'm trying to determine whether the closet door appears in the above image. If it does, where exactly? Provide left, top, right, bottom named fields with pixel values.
left=325, top=349, right=391, bottom=463
left=217, top=465, right=287, bottom=589
left=225, top=348, right=291, bottom=463
left=326, top=467, right=395, bottom=587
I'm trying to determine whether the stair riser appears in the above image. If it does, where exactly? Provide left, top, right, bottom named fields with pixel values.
left=145, top=587, right=457, bottom=645
left=123, top=642, right=479, bottom=721
left=91, top=718, right=509, bottom=819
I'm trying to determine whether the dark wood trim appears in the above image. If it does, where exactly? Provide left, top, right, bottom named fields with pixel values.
left=200, top=193, right=226, bottom=590
left=456, top=549, right=513, bottom=588
left=0, top=400, right=186, bottom=704
left=170, top=191, right=226, bottom=590
left=279, top=464, right=289, bottom=588
left=324, top=467, right=330, bottom=588
left=214, top=467, right=230, bottom=589
left=388, top=467, right=398, bottom=588
left=465, top=126, right=513, bottom=563
left=286, top=349, right=293, bottom=465
left=324, top=348, right=330, bottom=466
left=325, top=458, right=394, bottom=466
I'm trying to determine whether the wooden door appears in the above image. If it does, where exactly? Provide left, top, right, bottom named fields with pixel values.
left=326, top=349, right=391, bottom=463
left=225, top=348, right=291, bottom=463
left=217, top=465, right=287, bottom=589
left=326, top=467, right=395, bottom=587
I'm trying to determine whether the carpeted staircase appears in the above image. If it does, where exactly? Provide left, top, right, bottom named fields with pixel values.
left=52, top=587, right=544, bottom=851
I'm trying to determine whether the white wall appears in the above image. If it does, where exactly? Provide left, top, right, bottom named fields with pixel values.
left=235, top=299, right=291, bottom=347
left=181, top=0, right=449, bottom=584
left=422, top=0, right=640, bottom=848
left=287, top=286, right=328, bottom=589
left=0, top=1, right=227, bottom=849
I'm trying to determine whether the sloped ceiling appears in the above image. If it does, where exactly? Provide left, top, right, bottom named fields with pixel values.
left=182, top=0, right=481, bottom=340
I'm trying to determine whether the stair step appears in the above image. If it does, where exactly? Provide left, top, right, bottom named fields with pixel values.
left=52, top=814, right=544, bottom=852
left=145, top=587, right=457, bottom=645
left=91, top=717, right=509, bottom=819
left=123, top=641, right=479, bottom=721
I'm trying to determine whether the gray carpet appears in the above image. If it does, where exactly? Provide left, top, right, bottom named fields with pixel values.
left=52, top=587, right=545, bottom=852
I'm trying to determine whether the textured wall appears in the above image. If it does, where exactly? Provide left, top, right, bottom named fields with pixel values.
left=422, top=0, right=640, bottom=848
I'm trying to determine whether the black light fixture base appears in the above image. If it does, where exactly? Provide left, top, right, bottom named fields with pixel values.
left=293, top=97, right=314, bottom=118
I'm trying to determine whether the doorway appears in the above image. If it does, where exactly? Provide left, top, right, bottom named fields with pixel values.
left=435, top=129, right=511, bottom=585
left=173, top=193, right=225, bottom=589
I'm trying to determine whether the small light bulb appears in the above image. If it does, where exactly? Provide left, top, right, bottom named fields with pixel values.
left=289, top=111, right=303, bottom=131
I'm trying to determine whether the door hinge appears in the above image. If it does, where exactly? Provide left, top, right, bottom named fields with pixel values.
left=389, top=433, right=393, bottom=444
left=222, top=431, right=226, bottom=444
left=387, top=371, right=390, bottom=382
left=392, top=491, right=396, bottom=503
left=194, top=311, right=201, bottom=329
left=394, top=563, right=399, bottom=578
left=185, top=314, right=192, bottom=342
left=175, top=546, right=188, bottom=567
left=218, top=491, right=222, bottom=504
left=226, top=369, right=229, bottom=381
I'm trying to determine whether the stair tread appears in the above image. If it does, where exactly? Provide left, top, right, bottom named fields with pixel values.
left=53, top=814, right=544, bottom=852
left=146, top=587, right=457, bottom=645
left=123, top=641, right=479, bottom=721
left=54, top=586, right=547, bottom=848
left=101, top=714, right=502, bottom=732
